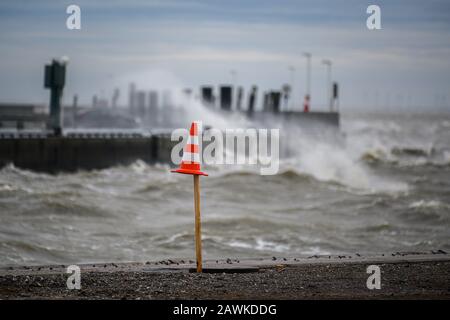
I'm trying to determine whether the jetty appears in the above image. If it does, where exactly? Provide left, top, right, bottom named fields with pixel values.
left=0, top=60, right=340, bottom=173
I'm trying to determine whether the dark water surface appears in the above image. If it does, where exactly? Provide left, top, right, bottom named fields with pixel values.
left=1, top=113, right=449, bottom=266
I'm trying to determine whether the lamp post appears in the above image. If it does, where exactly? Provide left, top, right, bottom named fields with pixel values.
left=322, top=59, right=332, bottom=111
left=288, top=65, right=295, bottom=111
left=230, top=69, right=237, bottom=109
left=302, top=52, right=311, bottom=112
left=302, top=52, right=311, bottom=98
left=230, top=69, right=237, bottom=85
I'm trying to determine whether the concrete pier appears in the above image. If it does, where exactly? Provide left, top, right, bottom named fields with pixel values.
left=0, top=109, right=340, bottom=173
left=0, top=133, right=176, bottom=173
left=249, top=110, right=340, bottom=128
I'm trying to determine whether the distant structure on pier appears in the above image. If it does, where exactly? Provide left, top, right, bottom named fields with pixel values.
left=1, top=57, right=341, bottom=134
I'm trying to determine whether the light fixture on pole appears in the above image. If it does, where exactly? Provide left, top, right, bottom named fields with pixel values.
left=230, top=69, right=237, bottom=109
left=321, top=59, right=332, bottom=111
left=302, top=52, right=312, bottom=112
left=288, top=65, right=295, bottom=111
left=230, top=69, right=237, bottom=85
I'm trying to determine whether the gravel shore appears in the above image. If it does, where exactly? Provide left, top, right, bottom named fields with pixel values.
left=1, top=252, right=449, bottom=299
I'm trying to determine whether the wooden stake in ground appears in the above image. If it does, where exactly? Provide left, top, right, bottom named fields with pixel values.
left=171, top=121, right=208, bottom=273
left=193, top=175, right=202, bottom=272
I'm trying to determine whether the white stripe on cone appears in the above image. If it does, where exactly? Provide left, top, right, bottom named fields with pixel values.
left=182, top=151, right=200, bottom=163
left=190, top=136, right=199, bottom=145
left=183, top=121, right=201, bottom=164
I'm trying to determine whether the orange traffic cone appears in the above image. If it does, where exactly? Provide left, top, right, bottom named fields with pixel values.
left=171, top=121, right=207, bottom=272
left=171, top=121, right=208, bottom=176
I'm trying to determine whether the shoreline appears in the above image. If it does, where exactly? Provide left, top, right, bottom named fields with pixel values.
left=1, top=251, right=449, bottom=299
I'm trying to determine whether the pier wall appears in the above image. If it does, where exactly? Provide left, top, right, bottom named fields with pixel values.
left=0, top=134, right=177, bottom=173
left=0, top=111, right=340, bottom=173
left=249, top=111, right=339, bottom=127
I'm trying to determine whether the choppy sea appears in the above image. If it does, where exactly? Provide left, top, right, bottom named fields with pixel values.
left=1, top=112, right=449, bottom=266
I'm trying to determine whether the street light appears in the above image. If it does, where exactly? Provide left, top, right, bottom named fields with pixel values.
left=230, top=69, right=237, bottom=86
left=288, top=65, right=295, bottom=111
left=302, top=52, right=311, bottom=97
left=230, top=69, right=237, bottom=109
left=302, top=52, right=312, bottom=112
left=322, top=59, right=332, bottom=111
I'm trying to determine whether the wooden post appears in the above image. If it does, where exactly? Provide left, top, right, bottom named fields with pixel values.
left=193, top=175, right=202, bottom=272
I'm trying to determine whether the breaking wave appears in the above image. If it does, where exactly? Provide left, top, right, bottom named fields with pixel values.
left=1, top=113, right=450, bottom=266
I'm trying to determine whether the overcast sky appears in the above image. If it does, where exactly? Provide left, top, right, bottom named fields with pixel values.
left=0, top=0, right=449, bottom=111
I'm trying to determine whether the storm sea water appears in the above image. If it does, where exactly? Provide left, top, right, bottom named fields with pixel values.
left=0, top=112, right=449, bottom=266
